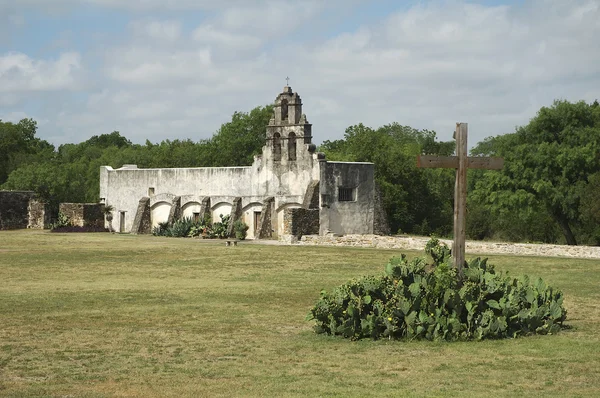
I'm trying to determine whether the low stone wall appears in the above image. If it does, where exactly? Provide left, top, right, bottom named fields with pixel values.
left=59, top=203, right=104, bottom=228
left=0, top=191, right=36, bottom=230
left=298, top=234, right=600, bottom=259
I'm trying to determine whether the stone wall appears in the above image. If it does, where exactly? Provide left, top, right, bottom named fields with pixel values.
left=0, top=191, right=35, bottom=230
left=131, top=197, right=151, bottom=234
left=283, top=208, right=319, bottom=238
left=227, top=197, right=243, bottom=238
left=59, top=203, right=105, bottom=227
left=257, top=197, right=275, bottom=239
left=298, top=234, right=600, bottom=260
left=28, top=199, right=51, bottom=229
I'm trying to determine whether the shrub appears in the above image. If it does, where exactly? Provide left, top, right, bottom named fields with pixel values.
left=233, top=220, right=249, bottom=240
left=152, top=221, right=171, bottom=237
left=307, top=239, right=567, bottom=341
left=50, top=212, right=72, bottom=230
left=169, top=217, right=196, bottom=238
left=152, top=214, right=232, bottom=239
left=210, top=214, right=230, bottom=239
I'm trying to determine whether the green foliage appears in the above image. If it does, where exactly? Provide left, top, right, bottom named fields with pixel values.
left=50, top=212, right=72, bottom=230
left=0, top=118, right=55, bottom=186
left=152, top=214, right=232, bottom=239
left=424, top=237, right=452, bottom=265
left=308, top=240, right=567, bottom=341
left=210, top=214, right=230, bottom=239
left=169, top=217, right=197, bottom=238
left=470, top=100, right=600, bottom=245
left=152, top=222, right=172, bottom=237
left=233, top=220, right=249, bottom=240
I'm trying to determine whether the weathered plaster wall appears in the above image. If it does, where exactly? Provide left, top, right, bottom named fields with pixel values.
left=101, top=165, right=254, bottom=232
left=319, top=162, right=375, bottom=235
left=241, top=202, right=264, bottom=239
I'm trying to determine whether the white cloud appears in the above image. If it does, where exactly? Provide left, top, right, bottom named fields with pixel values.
left=3, top=0, right=600, bottom=147
left=192, top=25, right=263, bottom=52
left=129, top=19, right=182, bottom=41
left=0, top=52, right=83, bottom=92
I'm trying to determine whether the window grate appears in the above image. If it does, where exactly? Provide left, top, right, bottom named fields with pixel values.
left=338, top=187, right=355, bottom=202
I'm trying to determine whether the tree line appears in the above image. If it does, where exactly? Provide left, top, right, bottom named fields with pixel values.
left=1, top=100, right=598, bottom=245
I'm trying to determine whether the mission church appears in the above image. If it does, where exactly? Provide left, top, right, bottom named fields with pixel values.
left=100, top=85, right=388, bottom=240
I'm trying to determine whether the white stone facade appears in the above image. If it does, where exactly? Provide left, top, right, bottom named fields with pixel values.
left=100, top=86, right=383, bottom=238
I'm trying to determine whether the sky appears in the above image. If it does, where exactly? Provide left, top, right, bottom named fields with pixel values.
left=1, top=0, right=599, bottom=148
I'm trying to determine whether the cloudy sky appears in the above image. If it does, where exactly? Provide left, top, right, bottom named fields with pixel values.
left=1, top=0, right=598, bottom=148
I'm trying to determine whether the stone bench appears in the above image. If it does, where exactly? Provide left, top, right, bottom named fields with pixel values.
left=225, top=239, right=239, bottom=247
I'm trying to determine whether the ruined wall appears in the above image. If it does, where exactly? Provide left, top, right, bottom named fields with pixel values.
left=0, top=191, right=35, bottom=230
left=283, top=208, right=319, bottom=238
left=28, top=199, right=52, bottom=229
left=59, top=203, right=105, bottom=227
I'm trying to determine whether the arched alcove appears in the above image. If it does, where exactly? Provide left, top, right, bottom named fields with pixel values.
left=281, top=99, right=288, bottom=122
left=273, top=132, right=282, bottom=161
left=288, top=132, right=297, bottom=161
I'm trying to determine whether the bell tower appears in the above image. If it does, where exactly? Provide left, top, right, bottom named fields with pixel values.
left=266, top=84, right=313, bottom=165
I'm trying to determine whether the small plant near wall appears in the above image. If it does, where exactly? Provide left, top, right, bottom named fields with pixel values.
left=50, top=212, right=109, bottom=233
left=233, top=220, right=249, bottom=240
left=210, top=214, right=230, bottom=239
left=307, top=239, right=567, bottom=341
left=50, top=212, right=72, bottom=230
left=103, top=205, right=114, bottom=233
left=152, top=214, right=233, bottom=239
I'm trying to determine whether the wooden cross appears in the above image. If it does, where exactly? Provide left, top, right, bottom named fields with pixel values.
left=417, top=123, right=504, bottom=278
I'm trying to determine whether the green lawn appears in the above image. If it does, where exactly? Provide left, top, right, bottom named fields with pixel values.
left=1, top=230, right=599, bottom=397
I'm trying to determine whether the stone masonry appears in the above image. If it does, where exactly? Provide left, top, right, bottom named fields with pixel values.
left=298, top=234, right=600, bottom=259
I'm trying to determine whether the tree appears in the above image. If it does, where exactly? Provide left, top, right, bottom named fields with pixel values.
left=209, top=105, right=274, bottom=166
left=471, top=100, right=600, bottom=245
left=0, top=118, right=54, bottom=185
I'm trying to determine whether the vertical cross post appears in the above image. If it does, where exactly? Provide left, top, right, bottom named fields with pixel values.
left=416, top=122, right=503, bottom=282
left=453, top=123, right=468, bottom=279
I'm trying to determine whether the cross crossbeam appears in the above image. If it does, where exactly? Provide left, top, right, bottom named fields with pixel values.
left=417, top=123, right=504, bottom=278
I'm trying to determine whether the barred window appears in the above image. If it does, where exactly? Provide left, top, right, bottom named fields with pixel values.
left=338, top=187, right=355, bottom=202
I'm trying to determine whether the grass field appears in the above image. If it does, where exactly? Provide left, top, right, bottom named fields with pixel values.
left=1, top=230, right=599, bottom=397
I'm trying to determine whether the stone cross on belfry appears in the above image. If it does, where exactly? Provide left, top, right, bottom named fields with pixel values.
left=417, top=123, right=503, bottom=279
left=285, top=76, right=290, bottom=86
